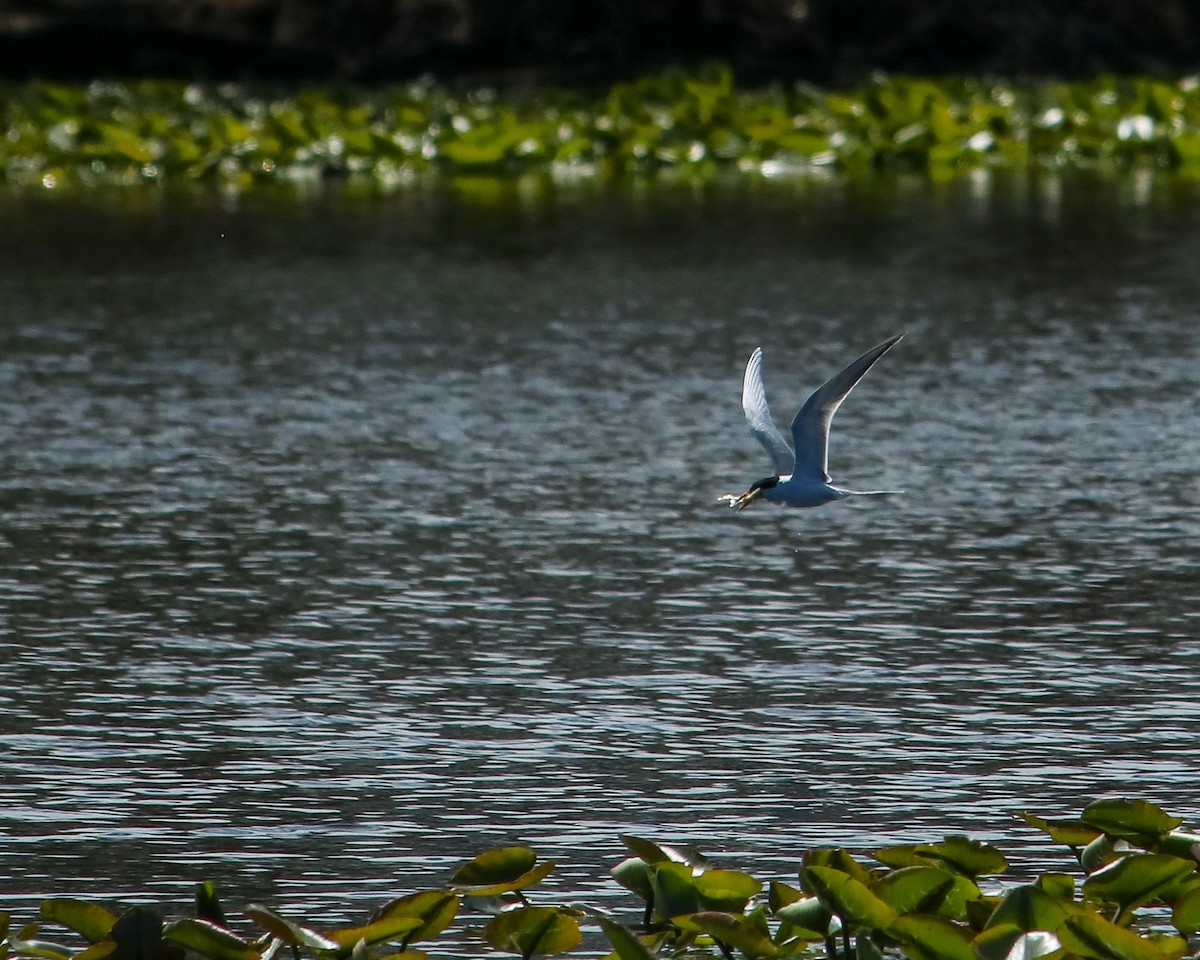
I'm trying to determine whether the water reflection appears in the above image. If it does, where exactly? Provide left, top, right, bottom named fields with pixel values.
left=0, top=174, right=1198, bottom=933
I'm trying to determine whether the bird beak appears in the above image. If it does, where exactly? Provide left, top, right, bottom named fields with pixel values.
left=716, top=487, right=762, bottom=510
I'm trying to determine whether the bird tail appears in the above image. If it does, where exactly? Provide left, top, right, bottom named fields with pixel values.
left=836, top=488, right=903, bottom=497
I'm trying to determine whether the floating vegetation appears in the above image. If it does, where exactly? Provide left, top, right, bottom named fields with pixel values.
left=5, top=68, right=1200, bottom=189
left=4, top=798, right=1200, bottom=959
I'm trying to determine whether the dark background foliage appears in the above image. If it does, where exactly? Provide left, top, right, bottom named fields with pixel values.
left=2, top=0, right=1200, bottom=84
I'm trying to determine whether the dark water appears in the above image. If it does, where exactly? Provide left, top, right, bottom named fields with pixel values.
left=1, top=172, right=1198, bottom=940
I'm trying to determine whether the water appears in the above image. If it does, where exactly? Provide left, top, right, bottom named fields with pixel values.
left=1, top=172, right=1198, bottom=941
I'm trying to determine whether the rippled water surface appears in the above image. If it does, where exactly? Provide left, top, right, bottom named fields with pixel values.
left=1, top=174, right=1198, bottom=934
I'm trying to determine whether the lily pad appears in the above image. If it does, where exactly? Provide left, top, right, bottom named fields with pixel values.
left=1080, top=800, right=1182, bottom=842
left=450, top=848, right=555, bottom=895
left=484, top=907, right=581, bottom=959
left=1083, top=855, right=1196, bottom=920
left=40, top=900, right=117, bottom=944
left=972, top=924, right=1063, bottom=960
left=161, top=919, right=259, bottom=960
left=804, top=866, right=898, bottom=930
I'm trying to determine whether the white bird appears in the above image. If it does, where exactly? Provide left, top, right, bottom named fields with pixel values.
left=717, top=334, right=904, bottom=510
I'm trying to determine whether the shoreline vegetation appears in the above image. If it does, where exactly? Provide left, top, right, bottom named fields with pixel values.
left=6, top=68, right=1200, bottom=190
left=3, top=798, right=1199, bottom=960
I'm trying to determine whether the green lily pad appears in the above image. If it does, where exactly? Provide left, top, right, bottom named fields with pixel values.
left=450, top=848, right=555, bottom=895
left=774, top=897, right=839, bottom=940
left=1081, top=835, right=1130, bottom=875
left=1170, top=883, right=1200, bottom=935
left=1153, top=832, right=1200, bottom=862
left=367, top=891, right=458, bottom=945
left=1083, top=854, right=1196, bottom=920
left=484, top=907, right=582, bottom=958
left=918, top=838, right=1009, bottom=878
left=875, top=837, right=1008, bottom=877
left=1035, top=876, right=1075, bottom=902
left=1015, top=813, right=1103, bottom=848
left=40, top=900, right=117, bottom=943
left=1060, top=914, right=1183, bottom=960
left=768, top=880, right=804, bottom=913
left=596, top=916, right=657, bottom=960
left=888, top=915, right=975, bottom=960
left=674, top=912, right=779, bottom=957
left=648, top=862, right=703, bottom=921
left=873, top=866, right=979, bottom=919
left=162, top=919, right=259, bottom=960
left=804, top=849, right=874, bottom=888
left=619, top=836, right=707, bottom=867
left=693, top=870, right=762, bottom=913
left=610, top=858, right=654, bottom=902
left=243, top=905, right=338, bottom=951
left=985, top=886, right=1070, bottom=933
left=8, top=939, right=77, bottom=960
left=972, top=924, right=1063, bottom=960
left=805, top=867, right=898, bottom=930
left=1081, top=800, right=1182, bottom=841
left=321, top=913, right=423, bottom=955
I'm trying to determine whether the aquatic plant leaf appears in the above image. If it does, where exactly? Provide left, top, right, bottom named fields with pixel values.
left=321, top=914, right=422, bottom=955
left=768, top=881, right=804, bottom=913
left=1083, top=854, right=1196, bottom=917
left=6, top=936, right=75, bottom=960
left=596, top=917, right=657, bottom=960
left=619, top=836, right=707, bottom=867
left=1035, top=876, right=1075, bottom=902
left=1059, top=914, right=1181, bottom=960
left=803, top=849, right=874, bottom=888
left=611, top=859, right=654, bottom=902
left=40, top=900, right=117, bottom=943
left=194, top=883, right=227, bottom=927
left=484, top=907, right=581, bottom=958
left=1080, top=800, right=1182, bottom=841
left=693, top=869, right=762, bottom=912
left=368, top=891, right=458, bottom=945
left=243, top=906, right=338, bottom=951
left=804, top=867, right=897, bottom=929
left=1081, top=836, right=1131, bottom=875
left=1015, top=813, right=1103, bottom=848
left=873, top=867, right=979, bottom=919
left=972, top=924, right=1062, bottom=960
left=915, top=838, right=1008, bottom=878
left=1170, top=884, right=1200, bottom=935
left=985, top=886, right=1070, bottom=933
left=888, top=915, right=975, bottom=960
left=674, top=912, right=779, bottom=957
left=162, top=919, right=259, bottom=960
left=450, top=848, right=554, bottom=894
left=1152, top=832, right=1200, bottom=862
left=649, top=862, right=703, bottom=921
left=774, top=896, right=838, bottom=940
left=965, top=897, right=1004, bottom=933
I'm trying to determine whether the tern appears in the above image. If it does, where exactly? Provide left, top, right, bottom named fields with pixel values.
left=717, top=334, right=904, bottom=510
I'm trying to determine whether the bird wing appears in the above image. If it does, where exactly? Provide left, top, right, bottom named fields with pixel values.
left=741, top=346, right=795, bottom=476
left=789, top=333, right=904, bottom=483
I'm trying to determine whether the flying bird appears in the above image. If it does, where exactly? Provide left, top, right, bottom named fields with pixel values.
left=717, top=334, right=904, bottom=510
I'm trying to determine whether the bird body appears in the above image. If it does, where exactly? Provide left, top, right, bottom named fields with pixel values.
left=718, top=334, right=904, bottom=510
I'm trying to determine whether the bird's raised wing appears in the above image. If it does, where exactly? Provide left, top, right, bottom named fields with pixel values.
left=742, top=346, right=795, bottom=476
left=790, top=333, right=904, bottom=483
